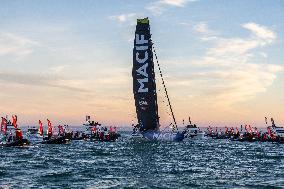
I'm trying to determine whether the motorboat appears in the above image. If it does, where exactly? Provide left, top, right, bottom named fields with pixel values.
left=184, top=124, right=206, bottom=139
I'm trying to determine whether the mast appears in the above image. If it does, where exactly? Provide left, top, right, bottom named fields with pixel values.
left=132, top=18, right=159, bottom=131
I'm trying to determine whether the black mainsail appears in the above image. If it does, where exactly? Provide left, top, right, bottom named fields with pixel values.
left=132, top=18, right=159, bottom=131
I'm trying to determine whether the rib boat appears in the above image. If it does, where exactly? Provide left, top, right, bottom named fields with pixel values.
left=1, top=139, right=30, bottom=147
left=1, top=116, right=30, bottom=147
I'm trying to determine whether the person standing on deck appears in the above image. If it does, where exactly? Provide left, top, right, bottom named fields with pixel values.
left=15, top=129, right=23, bottom=141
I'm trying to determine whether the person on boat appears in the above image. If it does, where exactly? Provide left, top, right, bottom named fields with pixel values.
left=230, top=127, right=234, bottom=137
left=261, top=132, right=266, bottom=141
left=92, top=126, right=97, bottom=134
left=98, top=125, right=104, bottom=141
left=91, top=126, right=97, bottom=139
left=114, top=126, right=117, bottom=134
left=74, top=131, right=79, bottom=138
left=7, top=131, right=13, bottom=142
left=47, top=119, right=53, bottom=139
left=47, top=126, right=53, bottom=139
left=271, top=118, right=276, bottom=127
left=58, top=125, right=63, bottom=136
left=225, top=126, right=228, bottom=135
left=235, top=127, right=240, bottom=138
left=15, top=129, right=23, bottom=141
left=99, top=130, right=104, bottom=141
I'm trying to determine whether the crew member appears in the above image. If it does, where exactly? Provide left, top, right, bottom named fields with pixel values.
left=15, top=129, right=23, bottom=141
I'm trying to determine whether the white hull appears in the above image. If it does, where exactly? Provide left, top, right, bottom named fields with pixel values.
left=185, top=132, right=206, bottom=140
left=130, top=131, right=185, bottom=141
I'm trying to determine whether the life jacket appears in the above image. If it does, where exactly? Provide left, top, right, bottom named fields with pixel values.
left=92, top=126, right=96, bottom=134
left=16, top=129, right=23, bottom=140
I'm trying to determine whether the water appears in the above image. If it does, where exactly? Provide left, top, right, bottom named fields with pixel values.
left=1, top=132, right=284, bottom=188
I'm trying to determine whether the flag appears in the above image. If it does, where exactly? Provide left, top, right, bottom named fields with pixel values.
left=12, top=115, right=18, bottom=129
left=47, top=119, right=53, bottom=135
left=1, top=117, right=7, bottom=134
left=39, top=120, right=43, bottom=136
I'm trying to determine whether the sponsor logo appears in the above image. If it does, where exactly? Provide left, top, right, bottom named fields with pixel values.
left=139, top=100, right=148, bottom=110
left=135, top=34, right=149, bottom=93
left=152, top=132, right=176, bottom=141
left=139, top=100, right=148, bottom=106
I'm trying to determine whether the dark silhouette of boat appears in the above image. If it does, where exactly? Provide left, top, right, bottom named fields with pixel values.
left=1, top=139, right=30, bottom=147
left=41, top=136, right=69, bottom=144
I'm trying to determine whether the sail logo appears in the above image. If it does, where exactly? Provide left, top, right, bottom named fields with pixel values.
left=139, top=100, right=148, bottom=106
left=152, top=132, right=175, bottom=141
left=135, top=34, right=149, bottom=93
left=139, top=99, right=148, bottom=110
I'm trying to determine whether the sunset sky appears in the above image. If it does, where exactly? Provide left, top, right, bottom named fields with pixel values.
left=0, top=0, right=283, bottom=127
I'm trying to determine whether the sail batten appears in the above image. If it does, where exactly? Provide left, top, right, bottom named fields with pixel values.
left=133, top=18, right=159, bottom=131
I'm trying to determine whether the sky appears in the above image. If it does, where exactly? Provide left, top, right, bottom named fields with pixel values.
left=0, top=0, right=283, bottom=127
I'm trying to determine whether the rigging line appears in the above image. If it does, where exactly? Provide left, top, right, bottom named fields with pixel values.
left=152, top=44, right=178, bottom=131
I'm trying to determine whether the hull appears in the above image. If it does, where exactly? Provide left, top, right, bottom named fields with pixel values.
left=72, top=136, right=86, bottom=141
left=141, top=130, right=185, bottom=141
left=185, top=131, right=206, bottom=140
left=90, top=133, right=119, bottom=142
left=41, top=136, right=68, bottom=144
left=1, top=139, right=30, bottom=147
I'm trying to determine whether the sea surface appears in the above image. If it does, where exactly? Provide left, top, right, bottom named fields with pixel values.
left=1, top=131, right=284, bottom=189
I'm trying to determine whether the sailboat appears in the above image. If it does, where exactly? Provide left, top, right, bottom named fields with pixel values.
left=132, top=18, right=185, bottom=141
left=0, top=115, right=30, bottom=147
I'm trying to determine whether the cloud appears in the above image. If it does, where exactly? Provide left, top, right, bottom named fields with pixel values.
left=108, top=13, right=137, bottom=23
left=0, top=33, right=37, bottom=58
left=147, top=0, right=197, bottom=15
left=205, top=22, right=277, bottom=59
left=193, top=22, right=210, bottom=34
left=0, top=71, right=89, bottom=92
left=49, top=65, right=70, bottom=74
left=166, top=22, right=282, bottom=109
left=160, top=0, right=192, bottom=7
left=181, top=21, right=218, bottom=41
left=242, top=22, right=276, bottom=43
